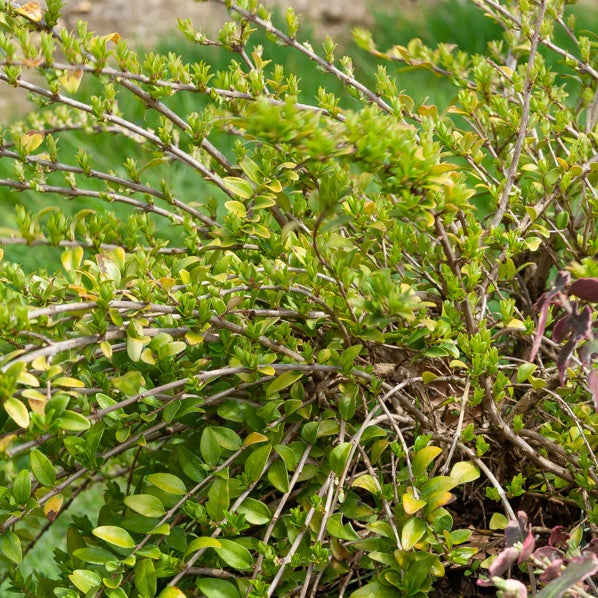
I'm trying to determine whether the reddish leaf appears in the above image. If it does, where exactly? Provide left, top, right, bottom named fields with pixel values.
left=540, top=558, right=564, bottom=581
left=551, top=317, right=571, bottom=344
left=518, top=528, right=536, bottom=563
left=548, top=526, right=569, bottom=549
left=568, top=305, right=592, bottom=343
left=569, top=278, right=598, bottom=302
left=557, top=340, right=576, bottom=384
left=488, top=546, right=520, bottom=577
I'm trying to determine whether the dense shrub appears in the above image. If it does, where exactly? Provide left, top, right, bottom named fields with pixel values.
left=0, top=0, right=597, bottom=596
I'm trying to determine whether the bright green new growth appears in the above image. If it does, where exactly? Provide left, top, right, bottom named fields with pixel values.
left=0, top=0, right=597, bottom=596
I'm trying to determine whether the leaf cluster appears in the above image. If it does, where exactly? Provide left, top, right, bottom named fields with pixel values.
left=0, top=0, right=596, bottom=596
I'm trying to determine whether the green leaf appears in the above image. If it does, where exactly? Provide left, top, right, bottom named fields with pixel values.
left=57, top=410, right=91, bottom=431
left=516, top=363, right=537, bottom=383
left=351, top=474, right=381, bottom=495
left=349, top=580, right=400, bottom=597
left=135, top=559, right=157, bottom=597
left=329, top=442, right=352, bottom=476
left=175, top=446, right=204, bottom=482
left=267, top=459, right=289, bottom=493
left=12, top=469, right=31, bottom=504
left=187, top=537, right=222, bottom=554
left=237, top=498, right=272, bottom=525
left=69, top=569, right=101, bottom=593
left=206, top=477, right=229, bottom=521
left=326, top=514, right=359, bottom=541
left=0, top=531, right=22, bottom=565
left=72, top=547, right=117, bottom=564
left=244, top=445, right=271, bottom=483
left=92, top=526, right=135, bottom=549
left=489, top=512, right=509, bottom=530
left=201, top=427, right=222, bottom=466
left=214, top=538, right=253, bottom=570
left=266, top=371, right=303, bottom=397
left=411, top=446, right=442, bottom=476
left=401, top=517, right=426, bottom=550
left=146, top=473, right=186, bottom=496
left=211, top=426, right=242, bottom=450
left=30, top=449, right=56, bottom=487
left=223, top=177, right=253, bottom=199
left=196, top=578, right=240, bottom=598
left=449, top=461, right=480, bottom=485
left=124, top=494, right=166, bottom=518
left=112, top=371, right=145, bottom=396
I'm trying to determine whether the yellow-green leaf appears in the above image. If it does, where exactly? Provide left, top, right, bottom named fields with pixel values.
left=124, top=494, right=165, bottom=518
left=223, top=177, right=253, bottom=199
left=411, top=446, right=442, bottom=476
left=59, top=69, right=83, bottom=94
left=449, top=461, right=480, bottom=485
left=187, top=536, right=222, bottom=554
left=401, top=517, right=426, bottom=550
left=16, top=2, right=43, bottom=21
left=17, top=371, right=39, bottom=387
left=146, top=473, right=186, bottom=496
left=53, top=376, right=85, bottom=388
left=489, top=512, right=509, bottom=530
left=351, top=474, right=381, bottom=495
left=403, top=491, right=426, bottom=515
left=92, top=526, right=135, bottom=549
left=69, top=569, right=101, bottom=593
left=5, top=397, right=30, bottom=428
left=20, top=130, right=44, bottom=153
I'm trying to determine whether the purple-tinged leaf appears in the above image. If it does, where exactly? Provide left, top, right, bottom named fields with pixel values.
left=518, top=528, right=536, bottom=563
left=488, top=546, right=520, bottom=577
left=569, top=278, right=598, bottom=302
left=557, top=340, right=576, bottom=384
left=568, top=305, right=592, bottom=343
left=477, top=576, right=494, bottom=587
left=530, top=271, right=572, bottom=362
left=548, top=526, right=569, bottom=549
left=505, top=511, right=530, bottom=547
left=540, top=558, right=564, bottom=582
left=551, top=317, right=571, bottom=345
left=530, top=297, right=552, bottom=363
left=589, top=369, right=598, bottom=413
left=536, top=553, right=598, bottom=597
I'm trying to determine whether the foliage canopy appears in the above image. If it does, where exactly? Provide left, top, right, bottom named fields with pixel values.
left=0, top=0, right=597, bottom=596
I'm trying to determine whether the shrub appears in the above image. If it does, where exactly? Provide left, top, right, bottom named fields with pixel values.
left=0, top=0, right=597, bottom=596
